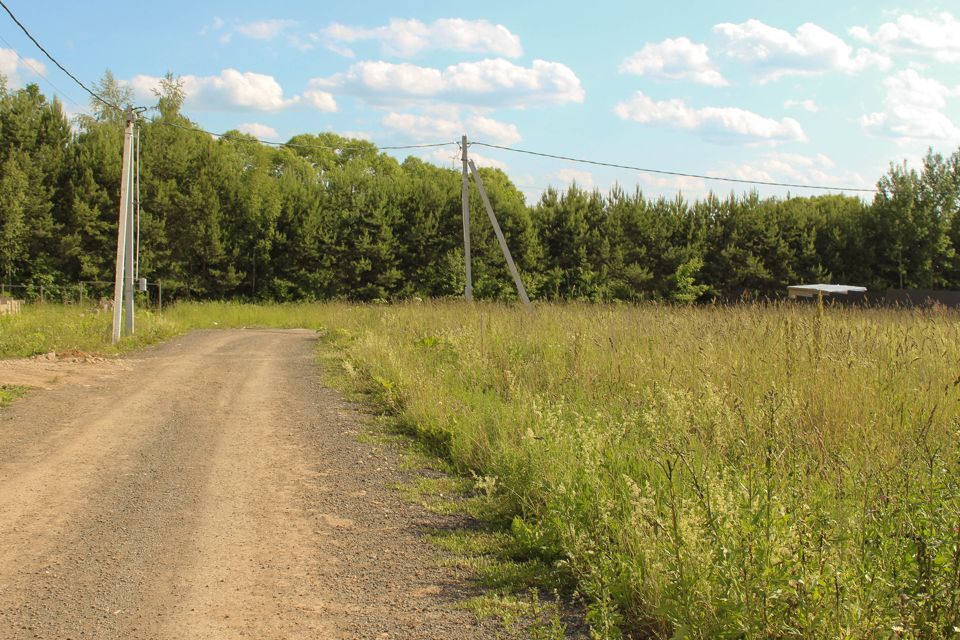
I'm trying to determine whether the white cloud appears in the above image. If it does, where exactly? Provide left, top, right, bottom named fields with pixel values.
left=620, top=37, right=728, bottom=86
left=716, top=152, right=870, bottom=191
left=860, top=69, right=960, bottom=145
left=850, top=12, right=960, bottom=63
left=422, top=147, right=466, bottom=169
left=0, top=49, right=47, bottom=89
left=384, top=112, right=462, bottom=140
left=421, top=146, right=507, bottom=170
left=382, top=109, right=520, bottom=145
left=466, top=150, right=507, bottom=170
left=199, top=17, right=225, bottom=37
left=636, top=173, right=709, bottom=194
left=129, top=69, right=299, bottom=111
left=316, top=58, right=584, bottom=107
left=322, top=18, right=522, bottom=58
left=338, top=130, right=373, bottom=141
left=784, top=99, right=819, bottom=112
left=615, top=91, right=806, bottom=145
left=714, top=19, right=890, bottom=82
left=236, top=122, right=279, bottom=139
left=287, top=35, right=314, bottom=52
left=302, top=82, right=338, bottom=111
left=235, top=19, right=296, bottom=40
left=554, top=168, right=595, bottom=188
left=464, top=115, right=521, bottom=144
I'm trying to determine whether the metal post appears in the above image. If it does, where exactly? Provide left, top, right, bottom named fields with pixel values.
left=135, top=123, right=141, bottom=282
left=39, top=285, right=43, bottom=305
left=157, top=281, right=162, bottom=313
left=461, top=135, right=473, bottom=300
left=467, top=160, right=531, bottom=308
left=112, top=109, right=135, bottom=344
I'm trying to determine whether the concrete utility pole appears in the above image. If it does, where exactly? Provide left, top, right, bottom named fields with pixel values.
left=460, top=135, right=473, bottom=300
left=124, top=122, right=135, bottom=336
left=467, top=159, right=532, bottom=309
left=112, top=109, right=135, bottom=344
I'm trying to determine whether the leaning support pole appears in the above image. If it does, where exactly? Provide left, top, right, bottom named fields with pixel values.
left=111, top=109, right=135, bottom=344
left=460, top=135, right=473, bottom=300
left=467, top=159, right=532, bottom=309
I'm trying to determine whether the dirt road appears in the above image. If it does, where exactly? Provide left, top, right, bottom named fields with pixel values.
left=0, top=329, right=491, bottom=639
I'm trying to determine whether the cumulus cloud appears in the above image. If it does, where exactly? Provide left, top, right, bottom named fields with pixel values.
left=636, top=173, right=709, bottom=194
left=784, top=99, right=819, bottom=112
left=717, top=152, right=870, bottom=191
left=322, top=18, right=522, bottom=58
left=315, top=58, right=584, bottom=107
left=302, top=82, right=338, bottom=111
left=235, top=19, right=296, bottom=40
left=0, top=49, right=47, bottom=89
left=465, top=150, right=507, bottom=170
left=382, top=109, right=520, bottom=144
left=467, top=114, right=521, bottom=144
left=554, top=168, right=595, bottom=188
left=615, top=91, right=806, bottom=145
left=384, top=112, right=462, bottom=140
left=860, top=69, right=960, bottom=145
left=620, top=37, right=728, bottom=86
left=201, top=17, right=296, bottom=43
left=129, top=69, right=300, bottom=112
left=850, top=12, right=960, bottom=63
left=714, top=19, right=890, bottom=82
left=236, top=122, right=279, bottom=139
left=199, top=17, right=225, bottom=37
left=422, top=146, right=506, bottom=170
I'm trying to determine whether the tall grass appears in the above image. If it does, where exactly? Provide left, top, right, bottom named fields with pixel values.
left=3, top=300, right=959, bottom=637
left=0, top=301, right=331, bottom=358
left=327, top=301, right=960, bottom=638
left=0, top=304, right=181, bottom=357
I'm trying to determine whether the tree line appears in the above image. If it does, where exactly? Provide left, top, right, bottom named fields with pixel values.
left=1, top=73, right=958, bottom=303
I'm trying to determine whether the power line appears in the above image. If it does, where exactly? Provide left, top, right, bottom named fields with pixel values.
left=0, top=0, right=122, bottom=113
left=155, top=119, right=457, bottom=153
left=0, top=34, right=89, bottom=115
left=470, top=141, right=877, bottom=194
left=0, top=0, right=870, bottom=194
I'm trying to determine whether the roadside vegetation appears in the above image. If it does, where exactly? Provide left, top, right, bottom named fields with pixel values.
left=4, top=300, right=959, bottom=638
left=326, top=301, right=960, bottom=638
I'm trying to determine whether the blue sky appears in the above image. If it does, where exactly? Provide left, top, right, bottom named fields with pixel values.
left=1, top=0, right=958, bottom=201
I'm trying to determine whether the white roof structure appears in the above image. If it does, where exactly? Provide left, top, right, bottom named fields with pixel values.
left=787, top=284, right=867, bottom=298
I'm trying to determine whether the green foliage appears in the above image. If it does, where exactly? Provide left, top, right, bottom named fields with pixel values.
left=0, top=384, right=28, bottom=407
left=3, top=72, right=960, bottom=302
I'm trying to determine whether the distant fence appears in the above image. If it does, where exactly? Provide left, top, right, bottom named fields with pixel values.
left=882, top=289, right=960, bottom=308
left=799, top=289, right=960, bottom=309
left=0, top=281, right=162, bottom=309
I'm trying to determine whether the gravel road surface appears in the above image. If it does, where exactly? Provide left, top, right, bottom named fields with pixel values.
left=0, top=329, right=493, bottom=639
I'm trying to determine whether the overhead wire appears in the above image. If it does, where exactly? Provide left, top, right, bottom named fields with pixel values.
left=155, top=120, right=457, bottom=152
left=0, top=33, right=91, bottom=116
left=0, top=0, right=873, bottom=194
left=470, top=141, right=877, bottom=194
left=0, top=0, right=123, bottom=113
left=135, top=122, right=141, bottom=282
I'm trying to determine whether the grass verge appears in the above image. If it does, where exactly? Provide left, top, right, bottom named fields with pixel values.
left=0, top=385, right=28, bottom=407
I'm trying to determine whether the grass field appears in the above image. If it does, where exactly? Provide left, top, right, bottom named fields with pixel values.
left=3, top=301, right=959, bottom=638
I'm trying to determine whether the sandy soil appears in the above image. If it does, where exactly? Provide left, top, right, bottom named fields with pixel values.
left=0, top=329, right=496, bottom=639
